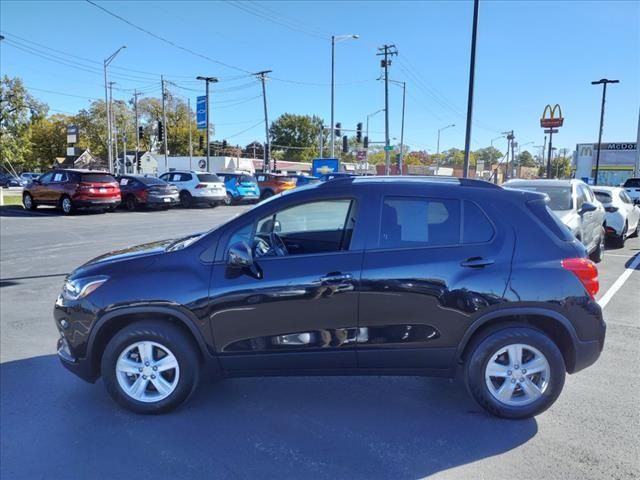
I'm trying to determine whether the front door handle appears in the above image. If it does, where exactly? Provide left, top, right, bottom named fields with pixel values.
left=460, top=257, right=495, bottom=268
left=320, top=272, right=353, bottom=283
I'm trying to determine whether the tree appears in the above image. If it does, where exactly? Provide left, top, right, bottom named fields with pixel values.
left=516, top=150, right=536, bottom=167
left=474, top=146, right=503, bottom=167
left=269, top=113, right=323, bottom=162
left=243, top=141, right=264, bottom=159
left=0, top=76, right=47, bottom=171
left=404, top=150, right=430, bottom=166
left=29, top=114, right=70, bottom=169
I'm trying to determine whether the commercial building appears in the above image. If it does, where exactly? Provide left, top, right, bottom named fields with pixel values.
left=574, top=142, right=638, bottom=185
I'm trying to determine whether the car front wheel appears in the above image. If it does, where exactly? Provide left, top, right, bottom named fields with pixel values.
left=23, top=192, right=37, bottom=210
left=465, top=327, right=565, bottom=419
left=101, top=321, right=200, bottom=414
left=60, top=196, right=74, bottom=215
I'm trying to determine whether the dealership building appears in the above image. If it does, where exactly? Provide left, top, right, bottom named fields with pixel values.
left=574, top=142, right=639, bottom=185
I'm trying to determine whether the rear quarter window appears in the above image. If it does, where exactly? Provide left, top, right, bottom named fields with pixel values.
left=463, top=201, right=495, bottom=243
left=594, top=191, right=612, bottom=204
left=197, top=173, right=221, bottom=183
left=527, top=198, right=575, bottom=242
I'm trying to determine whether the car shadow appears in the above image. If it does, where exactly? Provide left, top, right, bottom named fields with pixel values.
left=0, top=355, right=537, bottom=480
left=0, top=205, right=109, bottom=218
left=625, top=252, right=639, bottom=269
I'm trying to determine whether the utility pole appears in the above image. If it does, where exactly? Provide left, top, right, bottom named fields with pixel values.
left=503, top=130, right=514, bottom=181
left=196, top=76, right=218, bottom=172
left=319, top=123, right=324, bottom=158
left=109, top=81, right=117, bottom=173
left=161, top=75, right=169, bottom=173
left=122, top=128, right=127, bottom=174
left=398, top=81, right=406, bottom=174
left=132, top=89, right=141, bottom=173
left=188, top=97, right=193, bottom=169
left=103, top=45, right=126, bottom=174
left=255, top=70, right=272, bottom=172
left=591, top=78, right=619, bottom=185
left=377, top=44, right=398, bottom=175
left=436, top=124, right=455, bottom=175
left=462, top=0, right=480, bottom=178
left=635, top=106, right=640, bottom=177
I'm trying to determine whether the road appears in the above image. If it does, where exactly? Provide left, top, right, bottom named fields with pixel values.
left=1, top=204, right=638, bottom=480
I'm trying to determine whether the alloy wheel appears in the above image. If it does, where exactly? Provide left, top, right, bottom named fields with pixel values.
left=484, top=343, right=550, bottom=407
left=115, top=341, right=180, bottom=403
left=61, top=197, right=72, bottom=214
left=23, top=194, right=32, bottom=210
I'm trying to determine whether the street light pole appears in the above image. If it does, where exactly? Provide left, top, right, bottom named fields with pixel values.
left=365, top=108, right=384, bottom=164
left=103, top=45, right=126, bottom=173
left=330, top=34, right=359, bottom=159
left=436, top=124, right=455, bottom=175
left=462, top=0, right=480, bottom=178
left=196, top=76, right=219, bottom=172
left=591, top=78, right=619, bottom=185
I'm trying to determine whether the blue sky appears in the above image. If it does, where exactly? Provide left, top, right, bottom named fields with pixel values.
left=1, top=0, right=638, bottom=156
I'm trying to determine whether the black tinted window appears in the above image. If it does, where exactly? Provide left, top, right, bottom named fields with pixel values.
left=623, top=178, right=640, bottom=188
left=381, top=197, right=461, bottom=248
left=81, top=173, right=116, bottom=183
left=197, top=173, right=220, bottom=183
left=140, top=176, right=165, bottom=185
left=463, top=201, right=494, bottom=243
left=594, top=191, right=611, bottom=204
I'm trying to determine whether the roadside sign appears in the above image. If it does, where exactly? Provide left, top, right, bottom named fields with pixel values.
left=312, top=158, right=339, bottom=177
left=198, top=159, right=206, bottom=169
left=384, top=145, right=393, bottom=151
left=356, top=150, right=366, bottom=161
left=196, top=96, right=207, bottom=130
left=66, top=125, right=78, bottom=144
left=544, top=129, right=559, bottom=134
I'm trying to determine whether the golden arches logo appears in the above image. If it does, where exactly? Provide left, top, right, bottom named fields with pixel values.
left=540, top=104, right=564, bottom=128
left=580, top=146, right=593, bottom=156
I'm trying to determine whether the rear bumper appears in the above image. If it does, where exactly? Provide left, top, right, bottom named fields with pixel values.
left=73, top=198, right=120, bottom=209
left=146, top=196, right=180, bottom=206
left=571, top=319, right=606, bottom=374
left=192, top=196, right=225, bottom=205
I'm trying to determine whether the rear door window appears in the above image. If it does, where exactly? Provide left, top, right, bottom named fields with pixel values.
left=380, top=197, right=461, bottom=248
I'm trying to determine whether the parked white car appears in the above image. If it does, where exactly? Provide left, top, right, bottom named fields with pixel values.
left=158, top=170, right=227, bottom=208
left=504, top=179, right=606, bottom=262
left=622, top=178, right=640, bottom=205
left=592, top=186, right=640, bottom=247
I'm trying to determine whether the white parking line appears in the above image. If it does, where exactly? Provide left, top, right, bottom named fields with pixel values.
left=598, top=253, right=640, bottom=309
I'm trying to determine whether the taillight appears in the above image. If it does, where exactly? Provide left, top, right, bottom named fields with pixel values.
left=77, top=183, right=95, bottom=193
left=195, top=183, right=207, bottom=189
left=604, top=206, right=618, bottom=213
left=561, top=258, right=599, bottom=298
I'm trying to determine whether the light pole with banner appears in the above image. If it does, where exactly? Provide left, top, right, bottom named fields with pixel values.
left=196, top=76, right=219, bottom=172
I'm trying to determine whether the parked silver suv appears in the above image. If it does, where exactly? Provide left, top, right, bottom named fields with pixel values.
left=159, top=171, right=226, bottom=208
left=504, top=179, right=606, bottom=262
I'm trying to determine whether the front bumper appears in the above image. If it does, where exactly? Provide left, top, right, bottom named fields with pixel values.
left=57, top=336, right=98, bottom=383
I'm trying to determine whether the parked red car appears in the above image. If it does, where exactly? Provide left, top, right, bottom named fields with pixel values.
left=117, top=174, right=179, bottom=210
left=23, top=169, right=121, bottom=215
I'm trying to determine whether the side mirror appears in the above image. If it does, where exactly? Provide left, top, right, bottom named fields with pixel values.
left=578, top=202, right=597, bottom=215
left=227, top=241, right=253, bottom=268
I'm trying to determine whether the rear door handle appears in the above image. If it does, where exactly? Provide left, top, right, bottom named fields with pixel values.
left=460, top=257, right=495, bottom=268
left=320, top=272, right=353, bottom=283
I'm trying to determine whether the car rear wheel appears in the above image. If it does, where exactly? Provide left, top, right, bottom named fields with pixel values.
left=590, top=228, right=605, bottom=262
left=101, top=321, right=200, bottom=414
left=180, top=191, right=192, bottom=208
left=223, top=193, right=233, bottom=206
left=23, top=193, right=37, bottom=210
left=60, top=196, right=74, bottom=215
left=124, top=194, right=138, bottom=211
left=465, top=327, right=565, bottom=419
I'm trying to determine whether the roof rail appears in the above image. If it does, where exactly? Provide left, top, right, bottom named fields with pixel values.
left=320, top=175, right=500, bottom=189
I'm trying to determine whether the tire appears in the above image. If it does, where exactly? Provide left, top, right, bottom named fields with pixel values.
left=613, top=222, right=627, bottom=248
left=60, top=195, right=74, bottom=215
left=630, top=222, right=639, bottom=238
left=124, top=195, right=137, bottom=211
left=261, top=190, right=274, bottom=200
left=22, top=192, right=37, bottom=211
left=589, top=228, right=605, bottom=263
left=223, top=193, right=233, bottom=206
left=465, top=326, right=565, bottom=419
left=209, top=202, right=218, bottom=208
left=180, top=191, right=192, bottom=208
left=101, top=321, right=201, bottom=414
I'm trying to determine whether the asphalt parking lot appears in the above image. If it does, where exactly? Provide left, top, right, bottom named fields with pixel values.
left=1, top=204, right=638, bottom=480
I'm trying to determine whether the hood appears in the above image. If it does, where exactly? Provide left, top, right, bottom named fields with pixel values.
left=76, top=233, right=204, bottom=272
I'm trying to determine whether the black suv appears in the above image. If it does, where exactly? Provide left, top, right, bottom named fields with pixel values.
left=55, top=177, right=605, bottom=418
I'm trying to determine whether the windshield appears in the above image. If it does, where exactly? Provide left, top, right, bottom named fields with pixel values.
left=197, top=173, right=221, bottom=183
left=239, top=174, right=256, bottom=183
left=514, top=186, right=573, bottom=211
left=624, top=178, right=640, bottom=188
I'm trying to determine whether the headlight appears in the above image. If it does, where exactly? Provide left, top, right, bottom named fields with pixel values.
left=62, top=275, right=109, bottom=301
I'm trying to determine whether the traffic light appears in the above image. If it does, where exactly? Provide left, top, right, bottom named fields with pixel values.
left=198, top=135, right=203, bottom=150
left=335, top=122, right=341, bottom=138
left=356, top=122, right=363, bottom=143
left=136, top=155, right=141, bottom=172
left=222, top=140, right=228, bottom=150
left=363, top=136, right=369, bottom=149
left=157, top=121, right=164, bottom=141
left=342, top=135, right=348, bottom=153
left=138, top=126, right=143, bottom=140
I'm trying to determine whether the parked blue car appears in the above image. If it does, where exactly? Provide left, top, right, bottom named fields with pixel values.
left=292, top=174, right=321, bottom=187
left=216, top=172, right=261, bottom=205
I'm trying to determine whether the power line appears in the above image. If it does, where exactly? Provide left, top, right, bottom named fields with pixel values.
left=86, top=0, right=253, bottom=74
left=225, top=120, right=265, bottom=139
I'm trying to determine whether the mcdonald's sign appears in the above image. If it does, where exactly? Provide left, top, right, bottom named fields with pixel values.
left=580, top=146, right=593, bottom=156
left=540, top=104, right=564, bottom=128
